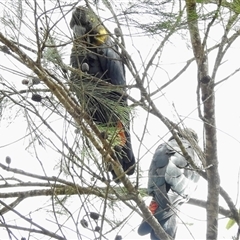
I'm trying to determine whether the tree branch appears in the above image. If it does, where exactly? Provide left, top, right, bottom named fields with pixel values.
left=185, top=1, right=220, bottom=239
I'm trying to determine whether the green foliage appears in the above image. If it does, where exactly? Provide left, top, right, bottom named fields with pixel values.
left=70, top=75, right=132, bottom=127
left=226, top=209, right=240, bottom=229
left=226, top=218, right=236, bottom=230
left=232, top=0, right=240, bottom=13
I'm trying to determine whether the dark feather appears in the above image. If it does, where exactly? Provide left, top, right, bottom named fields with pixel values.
left=69, top=7, right=135, bottom=180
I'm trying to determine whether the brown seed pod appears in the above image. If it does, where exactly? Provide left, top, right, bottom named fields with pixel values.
left=115, top=235, right=122, bottom=240
left=5, top=156, right=11, bottom=165
left=94, top=226, right=101, bottom=232
left=31, top=94, right=42, bottom=102
left=89, top=212, right=100, bottom=220
left=200, top=75, right=211, bottom=84
left=32, top=77, right=41, bottom=85
left=82, top=62, right=89, bottom=72
left=22, top=79, right=29, bottom=85
left=80, top=219, right=88, bottom=228
left=114, top=28, right=122, bottom=38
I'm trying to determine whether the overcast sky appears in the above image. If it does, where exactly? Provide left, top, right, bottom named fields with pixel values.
left=0, top=1, right=240, bottom=239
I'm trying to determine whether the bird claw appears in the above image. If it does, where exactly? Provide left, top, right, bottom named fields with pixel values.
left=100, top=131, right=108, bottom=139
left=114, top=145, right=122, bottom=152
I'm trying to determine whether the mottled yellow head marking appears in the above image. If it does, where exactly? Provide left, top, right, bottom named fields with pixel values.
left=94, top=26, right=108, bottom=45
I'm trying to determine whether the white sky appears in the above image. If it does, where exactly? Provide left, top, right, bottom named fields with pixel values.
left=0, top=1, right=239, bottom=239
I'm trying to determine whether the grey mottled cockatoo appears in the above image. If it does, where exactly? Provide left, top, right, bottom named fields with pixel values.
left=138, top=129, right=201, bottom=239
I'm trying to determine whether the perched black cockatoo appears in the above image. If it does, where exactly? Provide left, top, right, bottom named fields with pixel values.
left=69, top=6, right=135, bottom=180
left=138, top=129, right=201, bottom=239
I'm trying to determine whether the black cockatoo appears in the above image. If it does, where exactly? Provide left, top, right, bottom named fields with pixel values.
left=69, top=6, right=135, bottom=180
left=138, top=129, right=201, bottom=239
